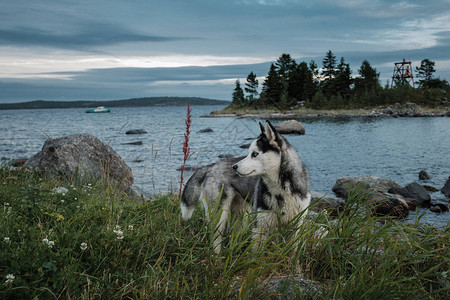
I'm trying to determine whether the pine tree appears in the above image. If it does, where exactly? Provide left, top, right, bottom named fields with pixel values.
left=321, top=50, right=337, bottom=97
left=244, top=72, right=259, bottom=103
left=261, top=63, right=282, bottom=107
left=231, top=80, right=245, bottom=107
left=334, top=57, right=353, bottom=101
left=355, top=60, right=380, bottom=94
left=415, top=59, right=436, bottom=88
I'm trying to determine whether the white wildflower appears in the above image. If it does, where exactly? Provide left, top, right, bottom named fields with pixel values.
left=80, top=242, right=88, bottom=251
left=48, top=241, right=55, bottom=248
left=4, top=237, right=10, bottom=244
left=5, top=274, right=15, bottom=285
left=52, top=187, right=69, bottom=195
left=4, top=202, right=9, bottom=206
left=128, top=225, right=134, bottom=231
left=42, top=238, right=49, bottom=245
left=116, top=231, right=124, bottom=240
left=60, top=200, right=65, bottom=204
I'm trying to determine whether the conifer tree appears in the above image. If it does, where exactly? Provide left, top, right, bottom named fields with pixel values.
left=244, top=72, right=259, bottom=103
left=261, top=63, right=282, bottom=106
left=355, top=60, right=380, bottom=94
left=231, top=80, right=245, bottom=106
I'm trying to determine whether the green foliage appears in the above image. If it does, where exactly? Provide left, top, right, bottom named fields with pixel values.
left=1, top=167, right=449, bottom=298
left=244, top=71, right=259, bottom=103
left=227, top=52, right=449, bottom=111
left=231, top=80, right=246, bottom=107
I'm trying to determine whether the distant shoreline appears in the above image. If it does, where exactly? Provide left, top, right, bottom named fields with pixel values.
left=204, top=106, right=450, bottom=119
left=0, top=97, right=229, bottom=110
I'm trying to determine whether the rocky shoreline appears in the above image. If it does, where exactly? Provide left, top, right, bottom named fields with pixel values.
left=204, top=103, right=449, bottom=119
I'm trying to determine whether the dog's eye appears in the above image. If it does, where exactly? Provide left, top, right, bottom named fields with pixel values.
left=251, top=151, right=259, bottom=158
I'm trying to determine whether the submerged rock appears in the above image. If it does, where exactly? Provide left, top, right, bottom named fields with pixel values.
left=419, top=170, right=431, bottom=180
left=23, top=134, right=133, bottom=191
left=199, top=128, right=214, bottom=133
left=125, top=129, right=147, bottom=135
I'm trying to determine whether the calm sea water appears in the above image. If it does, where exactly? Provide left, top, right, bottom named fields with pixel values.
left=1, top=106, right=449, bottom=226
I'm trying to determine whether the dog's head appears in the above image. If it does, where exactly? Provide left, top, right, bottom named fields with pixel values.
left=232, top=120, right=286, bottom=177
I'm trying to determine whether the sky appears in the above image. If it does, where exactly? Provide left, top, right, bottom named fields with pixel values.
left=1, top=0, right=450, bottom=103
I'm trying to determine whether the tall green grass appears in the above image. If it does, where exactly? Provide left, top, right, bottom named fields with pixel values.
left=1, top=167, right=449, bottom=299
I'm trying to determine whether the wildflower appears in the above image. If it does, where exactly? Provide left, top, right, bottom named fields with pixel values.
left=5, top=274, right=15, bottom=285
left=4, top=237, right=10, bottom=244
left=80, top=242, right=88, bottom=251
left=4, top=202, right=9, bottom=206
left=128, top=225, right=134, bottom=231
left=42, top=238, right=49, bottom=245
left=52, top=187, right=69, bottom=195
left=48, top=241, right=55, bottom=248
left=116, top=231, right=124, bottom=240
left=60, top=200, right=65, bottom=204
left=113, top=225, right=124, bottom=240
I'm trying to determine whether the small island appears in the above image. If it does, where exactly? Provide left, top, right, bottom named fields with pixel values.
left=212, top=52, right=449, bottom=118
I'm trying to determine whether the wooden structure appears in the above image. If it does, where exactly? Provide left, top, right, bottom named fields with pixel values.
left=392, top=58, right=415, bottom=87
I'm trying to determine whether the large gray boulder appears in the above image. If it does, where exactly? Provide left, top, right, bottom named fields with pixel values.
left=274, top=120, right=306, bottom=135
left=24, top=134, right=133, bottom=190
left=332, top=175, right=401, bottom=199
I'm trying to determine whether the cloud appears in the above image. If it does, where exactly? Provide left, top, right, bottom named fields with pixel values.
left=0, top=23, right=194, bottom=50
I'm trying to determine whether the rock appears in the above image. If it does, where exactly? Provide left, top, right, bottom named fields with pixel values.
left=430, top=206, right=442, bottom=213
left=274, top=120, right=305, bottom=135
left=10, top=157, right=28, bottom=167
left=405, top=182, right=431, bottom=207
left=388, top=186, right=415, bottom=199
left=23, top=134, right=133, bottom=190
left=310, top=190, right=346, bottom=215
left=199, top=128, right=214, bottom=133
left=332, top=175, right=401, bottom=199
left=382, top=107, right=394, bottom=115
left=125, top=185, right=150, bottom=200
left=125, top=129, right=147, bottom=135
left=404, top=198, right=417, bottom=211
left=422, top=185, right=439, bottom=192
left=123, top=141, right=143, bottom=145
left=441, top=176, right=450, bottom=197
left=369, top=192, right=409, bottom=219
left=418, top=170, right=431, bottom=180
left=430, top=203, right=448, bottom=213
left=240, top=143, right=251, bottom=149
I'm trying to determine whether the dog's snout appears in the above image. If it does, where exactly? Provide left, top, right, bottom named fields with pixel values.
left=232, top=164, right=238, bottom=170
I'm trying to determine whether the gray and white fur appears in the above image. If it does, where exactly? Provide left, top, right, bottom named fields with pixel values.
left=181, top=120, right=310, bottom=253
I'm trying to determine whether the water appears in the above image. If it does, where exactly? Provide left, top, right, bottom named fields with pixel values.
left=1, top=106, right=449, bottom=226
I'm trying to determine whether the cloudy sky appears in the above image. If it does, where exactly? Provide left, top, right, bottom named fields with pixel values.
left=1, top=0, right=450, bottom=103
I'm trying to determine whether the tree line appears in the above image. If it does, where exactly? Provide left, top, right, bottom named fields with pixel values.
left=231, top=51, right=450, bottom=109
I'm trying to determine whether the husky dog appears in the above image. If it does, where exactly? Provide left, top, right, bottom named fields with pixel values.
left=181, top=120, right=310, bottom=253
left=233, top=121, right=310, bottom=249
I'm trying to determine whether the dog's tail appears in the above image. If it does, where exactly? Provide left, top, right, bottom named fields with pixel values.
left=180, top=168, right=207, bottom=220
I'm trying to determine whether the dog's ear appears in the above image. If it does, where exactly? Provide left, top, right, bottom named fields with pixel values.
left=265, top=120, right=285, bottom=150
left=259, top=122, right=265, bottom=134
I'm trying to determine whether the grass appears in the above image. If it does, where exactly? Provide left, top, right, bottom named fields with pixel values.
left=1, top=166, right=449, bottom=299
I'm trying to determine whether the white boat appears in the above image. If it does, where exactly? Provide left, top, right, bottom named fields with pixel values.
left=85, top=106, right=110, bottom=113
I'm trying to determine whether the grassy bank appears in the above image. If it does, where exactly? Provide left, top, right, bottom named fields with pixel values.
left=1, top=167, right=449, bottom=298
